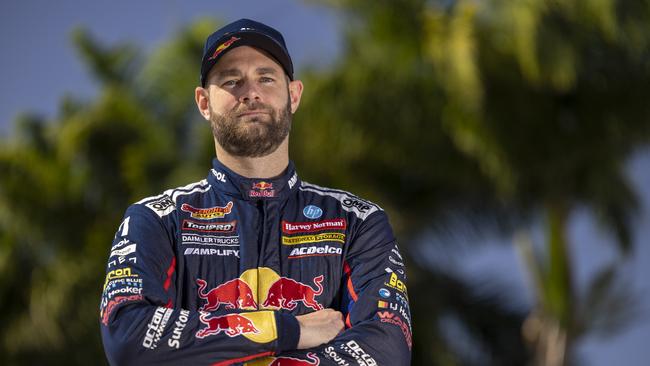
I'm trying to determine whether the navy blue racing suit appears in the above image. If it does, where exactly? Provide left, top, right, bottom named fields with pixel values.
left=100, top=158, right=412, bottom=365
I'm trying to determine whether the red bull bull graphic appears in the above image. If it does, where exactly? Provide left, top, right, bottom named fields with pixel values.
left=250, top=181, right=276, bottom=198
left=268, top=352, right=320, bottom=366
left=181, top=202, right=234, bottom=220
left=196, top=278, right=257, bottom=311
left=196, top=313, right=259, bottom=338
left=262, top=275, right=324, bottom=311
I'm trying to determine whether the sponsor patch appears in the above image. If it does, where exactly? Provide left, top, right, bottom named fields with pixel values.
left=111, top=238, right=134, bottom=252
left=103, top=267, right=138, bottom=291
left=143, top=307, right=174, bottom=349
left=100, top=277, right=143, bottom=313
left=181, top=202, right=233, bottom=220
left=341, top=198, right=372, bottom=213
left=303, top=205, right=323, bottom=219
left=249, top=181, right=275, bottom=198
left=108, top=256, right=137, bottom=268
left=385, top=266, right=406, bottom=276
left=392, top=245, right=403, bottom=260
left=168, top=309, right=190, bottom=349
left=184, top=248, right=239, bottom=257
left=384, top=272, right=408, bottom=296
left=323, top=346, right=350, bottom=366
left=145, top=196, right=176, bottom=217
left=182, top=220, right=236, bottom=233
left=105, top=286, right=142, bottom=299
left=211, top=169, right=227, bottom=183
left=181, top=234, right=239, bottom=246
left=101, top=294, right=143, bottom=326
left=378, top=288, right=391, bottom=298
left=288, top=245, right=342, bottom=259
left=282, top=218, right=346, bottom=234
left=288, top=172, right=298, bottom=189
left=110, top=244, right=136, bottom=258
left=282, top=233, right=345, bottom=246
left=389, top=255, right=404, bottom=267
left=340, top=340, right=377, bottom=366
left=396, top=293, right=409, bottom=307
left=377, top=311, right=412, bottom=350
left=114, top=216, right=131, bottom=238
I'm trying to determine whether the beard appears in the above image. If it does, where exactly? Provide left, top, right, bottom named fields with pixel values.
left=209, top=98, right=292, bottom=158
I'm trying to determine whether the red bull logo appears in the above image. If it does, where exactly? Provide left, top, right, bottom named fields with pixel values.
left=181, top=202, right=234, bottom=220
left=250, top=181, right=275, bottom=198
left=253, top=181, right=273, bottom=190
left=208, top=36, right=241, bottom=60
left=262, top=275, right=324, bottom=311
left=196, top=278, right=257, bottom=311
left=196, top=313, right=259, bottom=338
left=268, top=352, right=320, bottom=366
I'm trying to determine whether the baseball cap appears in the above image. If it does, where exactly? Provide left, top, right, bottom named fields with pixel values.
left=200, top=18, right=294, bottom=87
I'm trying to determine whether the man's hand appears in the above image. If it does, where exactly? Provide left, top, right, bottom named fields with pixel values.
left=296, top=308, right=344, bottom=349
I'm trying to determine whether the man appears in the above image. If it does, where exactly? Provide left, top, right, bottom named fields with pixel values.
left=100, top=19, right=412, bottom=366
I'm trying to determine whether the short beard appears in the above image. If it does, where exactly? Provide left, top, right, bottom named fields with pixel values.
left=210, top=98, right=292, bottom=158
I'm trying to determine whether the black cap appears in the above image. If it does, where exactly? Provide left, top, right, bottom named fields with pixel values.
left=200, top=19, right=294, bottom=87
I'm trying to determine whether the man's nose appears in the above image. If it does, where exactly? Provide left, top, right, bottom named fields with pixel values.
left=238, top=81, right=261, bottom=103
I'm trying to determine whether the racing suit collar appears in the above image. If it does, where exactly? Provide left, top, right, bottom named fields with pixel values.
left=207, top=158, right=301, bottom=201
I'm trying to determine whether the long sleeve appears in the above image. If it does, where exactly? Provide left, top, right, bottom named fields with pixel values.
left=256, top=210, right=412, bottom=366
left=100, top=203, right=299, bottom=366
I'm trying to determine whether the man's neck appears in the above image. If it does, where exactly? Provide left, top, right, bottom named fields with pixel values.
left=215, top=139, right=290, bottom=178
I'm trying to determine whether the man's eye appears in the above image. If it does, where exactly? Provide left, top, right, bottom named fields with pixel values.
left=260, top=77, right=274, bottom=83
left=222, top=80, right=238, bottom=87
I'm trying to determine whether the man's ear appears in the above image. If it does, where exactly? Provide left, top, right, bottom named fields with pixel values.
left=195, top=87, right=211, bottom=121
left=288, top=80, right=304, bottom=114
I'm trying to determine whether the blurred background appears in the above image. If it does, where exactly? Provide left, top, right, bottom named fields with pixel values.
left=1, top=0, right=649, bottom=365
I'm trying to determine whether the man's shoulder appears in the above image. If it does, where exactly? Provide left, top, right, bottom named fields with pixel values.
left=297, top=180, right=383, bottom=221
left=130, top=179, right=212, bottom=219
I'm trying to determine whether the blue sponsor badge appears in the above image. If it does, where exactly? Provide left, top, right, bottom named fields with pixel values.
left=303, top=205, right=323, bottom=219
left=379, top=288, right=391, bottom=298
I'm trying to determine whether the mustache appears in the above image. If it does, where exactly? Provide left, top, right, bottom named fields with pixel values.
left=232, top=102, right=273, bottom=115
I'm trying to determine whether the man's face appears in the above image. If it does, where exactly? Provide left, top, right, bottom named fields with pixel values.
left=202, top=46, right=297, bottom=158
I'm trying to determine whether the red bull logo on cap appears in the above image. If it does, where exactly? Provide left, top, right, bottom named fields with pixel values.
left=196, top=278, right=257, bottom=311
left=262, top=275, right=324, bottom=311
left=208, top=36, right=241, bottom=60
left=196, top=313, right=259, bottom=338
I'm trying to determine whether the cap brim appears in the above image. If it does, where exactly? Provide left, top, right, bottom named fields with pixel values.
left=201, top=31, right=294, bottom=86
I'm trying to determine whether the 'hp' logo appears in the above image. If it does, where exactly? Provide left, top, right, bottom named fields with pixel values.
left=303, top=205, right=323, bottom=219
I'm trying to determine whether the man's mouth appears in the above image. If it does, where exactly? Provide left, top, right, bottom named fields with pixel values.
left=237, top=110, right=270, bottom=118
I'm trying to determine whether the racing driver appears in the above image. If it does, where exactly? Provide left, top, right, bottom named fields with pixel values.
left=100, top=18, right=412, bottom=366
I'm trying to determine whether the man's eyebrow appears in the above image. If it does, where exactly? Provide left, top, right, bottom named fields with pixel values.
left=216, top=69, right=242, bottom=78
left=256, top=67, right=279, bottom=75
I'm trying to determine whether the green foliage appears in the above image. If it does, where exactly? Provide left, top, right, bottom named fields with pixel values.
left=0, top=20, right=218, bottom=364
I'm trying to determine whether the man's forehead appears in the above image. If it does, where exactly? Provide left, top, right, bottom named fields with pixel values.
left=210, top=46, right=284, bottom=76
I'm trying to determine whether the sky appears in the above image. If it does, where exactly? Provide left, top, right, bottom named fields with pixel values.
left=1, top=1, right=648, bottom=364
left=0, top=0, right=342, bottom=133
